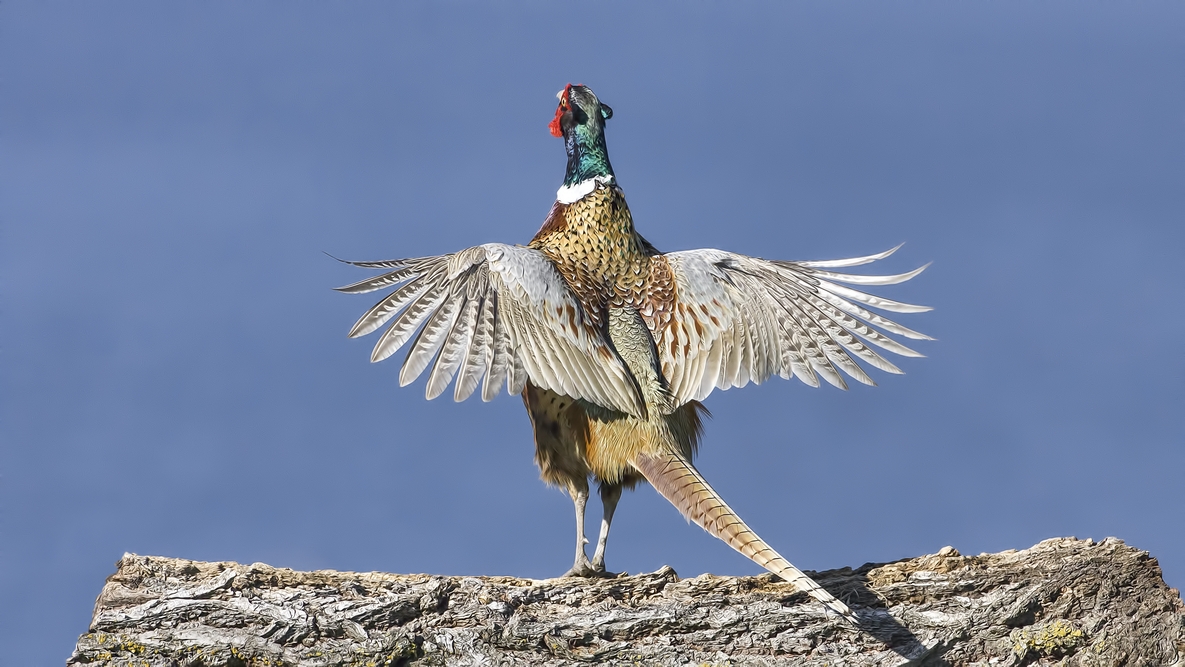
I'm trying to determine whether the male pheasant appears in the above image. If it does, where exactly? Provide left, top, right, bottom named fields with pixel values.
left=337, top=84, right=930, bottom=621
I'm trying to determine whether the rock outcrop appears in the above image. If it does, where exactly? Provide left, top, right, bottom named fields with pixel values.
left=68, top=537, right=1183, bottom=666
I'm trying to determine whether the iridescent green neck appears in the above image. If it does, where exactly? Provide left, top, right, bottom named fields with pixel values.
left=563, top=124, right=614, bottom=187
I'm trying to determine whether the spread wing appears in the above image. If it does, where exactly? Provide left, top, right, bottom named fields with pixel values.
left=336, top=243, right=645, bottom=416
left=659, top=245, right=931, bottom=403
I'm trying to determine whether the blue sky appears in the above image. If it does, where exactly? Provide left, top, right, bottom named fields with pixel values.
left=3, top=2, right=1183, bottom=663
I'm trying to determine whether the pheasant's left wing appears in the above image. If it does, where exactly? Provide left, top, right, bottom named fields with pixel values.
left=335, top=243, right=645, bottom=416
left=659, top=245, right=932, bottom=404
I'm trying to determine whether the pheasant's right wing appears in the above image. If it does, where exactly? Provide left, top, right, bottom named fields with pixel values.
left=335, top=243, right=645, bottom=416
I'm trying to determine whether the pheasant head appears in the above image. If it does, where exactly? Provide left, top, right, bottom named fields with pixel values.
left=550, top=84, right=615, bottom=189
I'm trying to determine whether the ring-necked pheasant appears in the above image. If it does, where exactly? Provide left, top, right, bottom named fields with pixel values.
left=337, top=84, right=930, bottom=621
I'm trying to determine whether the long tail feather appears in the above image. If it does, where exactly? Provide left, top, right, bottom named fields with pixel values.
left=631, top=449, right=854, bottom=622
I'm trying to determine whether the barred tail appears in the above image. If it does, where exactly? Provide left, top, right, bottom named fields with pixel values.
left=632, top=449, right=855, bottom=622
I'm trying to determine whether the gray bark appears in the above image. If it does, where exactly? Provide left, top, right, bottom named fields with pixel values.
left=68, top=537, right=1183, bottom=666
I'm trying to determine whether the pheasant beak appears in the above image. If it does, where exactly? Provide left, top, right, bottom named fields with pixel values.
left=549, top=84, right=572, bottom=137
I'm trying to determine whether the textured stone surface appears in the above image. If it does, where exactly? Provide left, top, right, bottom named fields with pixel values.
left=68, top=537, right=1184, bottom=666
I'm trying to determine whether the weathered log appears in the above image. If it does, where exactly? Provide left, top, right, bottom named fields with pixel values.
left=68, top=537, right=1183, bottom=666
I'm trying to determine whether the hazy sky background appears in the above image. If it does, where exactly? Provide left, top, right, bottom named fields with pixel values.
left=3, top=2, right=1183, bottom=663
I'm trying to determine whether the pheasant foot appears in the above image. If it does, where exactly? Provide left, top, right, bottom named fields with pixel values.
left=562, top=555, right=597, bottom=578
left=562, top=564, right=620, bottom=579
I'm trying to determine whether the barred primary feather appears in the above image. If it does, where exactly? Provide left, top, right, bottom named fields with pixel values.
left=334, top=266, right=418, bottom=295
left=453, top=295, right=493, bottom=402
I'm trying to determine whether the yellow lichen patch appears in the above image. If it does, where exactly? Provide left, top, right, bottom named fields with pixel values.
left=112, top=636, right=147, bottom=656
left=1012, top=619, right=1086, bottom=658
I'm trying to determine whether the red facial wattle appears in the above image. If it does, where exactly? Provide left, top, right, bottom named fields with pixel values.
left=549, top=85, right=572, bottom=137
left=548, top=107, right=563, bottom=137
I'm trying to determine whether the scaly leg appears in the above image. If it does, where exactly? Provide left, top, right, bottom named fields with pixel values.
left=562, top=482, right=595, bottom=577
left=590, top=482, right=622, bottom=574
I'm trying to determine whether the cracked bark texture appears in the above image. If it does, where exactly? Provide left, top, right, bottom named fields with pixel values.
left=68, top=537, right=1183, bottom=667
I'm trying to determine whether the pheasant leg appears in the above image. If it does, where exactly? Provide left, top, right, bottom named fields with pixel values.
left=590, top=482, right=622, bottom=574
left=561, top=483, right=595, bottom=577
